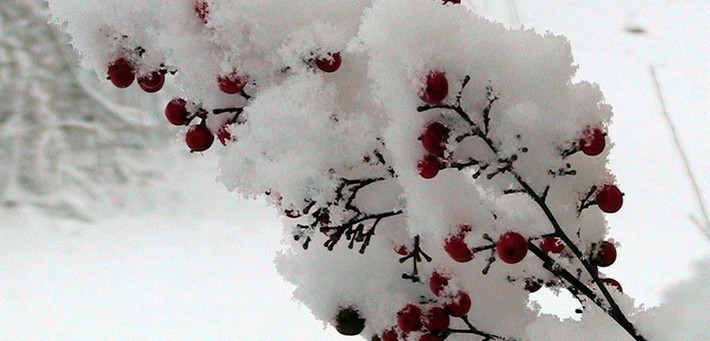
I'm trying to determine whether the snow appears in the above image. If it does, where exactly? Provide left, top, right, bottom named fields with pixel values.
left=2, top=0, right=708, bottom=340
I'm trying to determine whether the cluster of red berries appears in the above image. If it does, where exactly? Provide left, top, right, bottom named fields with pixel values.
left=374, top=271, right=471, bottom=341
left=417, top=71, right=449, bottom=179
left=378, top=291, right=469, bottom=341
left=107, top=57, right=166, bottom=93
left=164, top=98, right=236, bottom=152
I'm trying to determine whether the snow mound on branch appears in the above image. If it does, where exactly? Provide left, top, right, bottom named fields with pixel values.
left=47, top=0, right=635, bottom=339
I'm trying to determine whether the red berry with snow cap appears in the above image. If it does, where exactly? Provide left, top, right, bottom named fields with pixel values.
left=420, top=71, right=448, bottom=104
left=429, top=272, right=450, bottom=296
left=540, top=237, right=564, bottom=254
left=418, top=154, right=440, bottom=179
left=397, top=304, right=423, bottom=334
left=381, top=329, right=399, bottom=341
left=185, top=124, right=214, bottom=152
left=580, top=126, right=605, bottom=156
left=445, top=290, right=471, bottom=317
left=218, top=70, right=248, bottom=94
left=444, top=234, right=473, bottom=263
left=315, top=52, right=342, bottom=73
left=423, top=306, right=450, bottom=334
left=107, top=57, right=135, bottom=88
left=602, top=278, right=623, bottom=292
left=496, top=232, right=528, bottom=264
left=138, top=70, right=165, bottom=93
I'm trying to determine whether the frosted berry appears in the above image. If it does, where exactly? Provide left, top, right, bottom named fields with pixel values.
left=596, top=184, right=623, bottom=213
left=397, top=304, right=423, bottom=334
left=429, top=272, right=450, bottom=296
left=524, top=279, right=542, bottom=293
left=107, top=57, right=135, bottom=88
left=394, top=245, right=410, bottom=256
left=496, top=232, right=528, bottom=264
left=284, top=209, right=301, bottom=218
left=419, top=334, right=444, bottom=341
left=445, top=290, right=471, bottom=317
left=444, top=234, right=473, bottom=263
left=420, top=71, right=448, bottom=104
left=138, top=71, right=165, bottom=93
left=165, top=98, right=189, bottom=126
left=580, top=127, right=605, bottom=156
left=315, top=52, right=342, bottom=73
left=218, top=71, right=248, bottom=94
left=418, top=154, right=440, bottom=179
left=335, top=307, right=366, bottom=336
left=217, top=121, right=235, bottom=146
left=601, top=278, right=623, bottom=292
left=423, top=306, right=450, bottom=334
left=593, top=241, right=617, bottom=267
left=380, top=329, right=399, bottom=341
left=540, top=236, right=564, bottom=254
left=185, top=124, right=214, bottom=152
left=421, top=122, right=449, bottom=156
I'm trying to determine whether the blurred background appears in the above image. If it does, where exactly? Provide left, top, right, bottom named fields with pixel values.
left=1, top=0, right=707, bottom=339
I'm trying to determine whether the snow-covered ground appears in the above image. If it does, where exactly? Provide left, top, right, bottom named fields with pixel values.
left=2, top=1, right=708, bottom=340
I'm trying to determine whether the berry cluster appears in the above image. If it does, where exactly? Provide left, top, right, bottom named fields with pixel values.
left=106, top=53, right=166, bottom=93
left=81, top=1, right=646, bottom=340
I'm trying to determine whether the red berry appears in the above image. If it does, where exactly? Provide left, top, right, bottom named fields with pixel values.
left=217, top=121, right=236, bottom=146
left=429, top=272, right=450, bottom=296
left=601, top=278, right=623, bottom=292
left=421, top=122, right=449, bottom=156
left=397, top=304, right=423, bottom=334
left=381, top=329, right=399, bottom=341
left=218, top=71, right=248, bottom=94
left=420, top=71, right=448, bottom=104
left=444, top=291, right=471, bottom=317
left=394, top=245, right=410, bottom=256
left=596, top=184, right=623, bottom=213
left=195, top=0, right=209, bottom=23
left=580, top=127, right=605, bottom=156
left=444, top=234, right=473, bottom=263
left=315, top=52, right=342, bottom=73
left=138, top=71, right=165, bottom=93
left=423, top=306, right=450, bottom=334
left=496, top=232, right=528, bottom=264
left=165, top=98, right=189, bottom=126
left=417, top=154, right=440, bottom=179
left=524, top=279, right=542, bottom=293
left=107, top=57, right=135, bottom=88
left=185, top=125, right=214, bottom=152
left=284, top=209, right=301, bottom=218
left=593, top=241, right=617, bottom=267
left=540, top=237, right=564, bottom=254
left=419, top=334, right=444, bottom=341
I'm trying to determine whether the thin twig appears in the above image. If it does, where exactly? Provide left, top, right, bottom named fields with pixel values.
left=650, top=65, right=710, bottom=241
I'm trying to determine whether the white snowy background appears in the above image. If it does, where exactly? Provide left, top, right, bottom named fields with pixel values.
left=1, top=1, right=707, bottom=340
